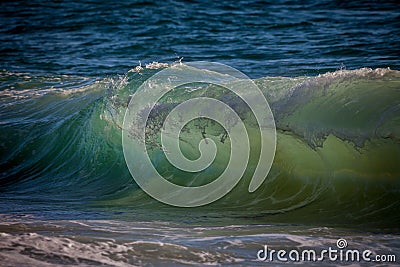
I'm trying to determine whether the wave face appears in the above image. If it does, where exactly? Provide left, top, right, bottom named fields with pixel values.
left=0, top=67, right=399, bottom=227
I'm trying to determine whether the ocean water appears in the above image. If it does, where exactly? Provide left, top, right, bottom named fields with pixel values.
left=1, top=0, right=400, bottom=266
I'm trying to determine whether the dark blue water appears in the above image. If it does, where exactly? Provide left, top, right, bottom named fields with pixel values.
left=1, top=1, right=400, bottom=266
left=1, top=0, right=399, bottom=77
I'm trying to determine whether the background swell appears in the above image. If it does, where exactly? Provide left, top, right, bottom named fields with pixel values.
left=0, top=0, right=399, bottom=77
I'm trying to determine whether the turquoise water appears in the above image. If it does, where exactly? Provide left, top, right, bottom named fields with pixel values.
left=1, top=0, right=400, bottom=265
left=1, top=66, right=399, bottom=265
